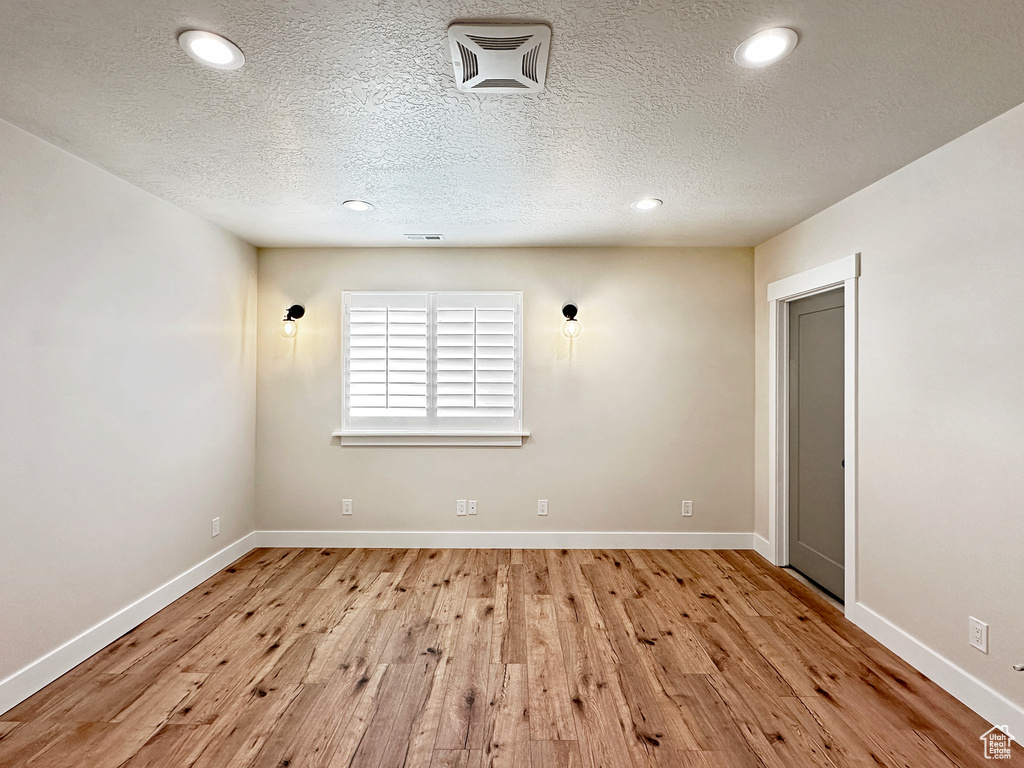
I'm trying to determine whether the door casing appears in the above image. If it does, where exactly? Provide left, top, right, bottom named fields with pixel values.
left=767, top=253, right=859, bottom=615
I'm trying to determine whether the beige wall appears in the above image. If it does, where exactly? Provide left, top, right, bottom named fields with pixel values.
left=257, top=247, right=753, bottom=535
left=755, top=103, right=1024, bottom=707
left=0, top=120, right=257, bottom=682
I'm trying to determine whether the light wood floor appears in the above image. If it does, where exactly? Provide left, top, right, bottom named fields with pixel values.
left=0, top=548, right=1010, bottom=767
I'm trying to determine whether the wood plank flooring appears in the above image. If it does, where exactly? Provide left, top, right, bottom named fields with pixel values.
left=0, top=548, right=1013, bottom=767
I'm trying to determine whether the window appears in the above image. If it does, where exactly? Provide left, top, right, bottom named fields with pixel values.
left=337, top=291, right=526, bottom=445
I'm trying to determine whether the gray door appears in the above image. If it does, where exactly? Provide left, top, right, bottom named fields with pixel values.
left=788, top=289, right=845, bottom=600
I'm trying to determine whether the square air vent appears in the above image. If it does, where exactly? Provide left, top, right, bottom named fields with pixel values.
left=448, top=23, right=552, bottom=94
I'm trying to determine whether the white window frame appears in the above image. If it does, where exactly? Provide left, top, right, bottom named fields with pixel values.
left=333, top=291, right=529, bottom=446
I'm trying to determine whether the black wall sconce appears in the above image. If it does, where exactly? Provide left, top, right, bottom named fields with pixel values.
left=280, top=304, right=305, bottom=338
left=562, top=303, right=581, bottom=338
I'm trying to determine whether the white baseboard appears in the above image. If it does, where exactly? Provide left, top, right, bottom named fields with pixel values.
left=254, top=529, right=754, bottom=550
left=0, top=532, right=257, bottom=718
left=752, top=533, right=773, bottom=562
left=848, top=602, right=1024, bottom=737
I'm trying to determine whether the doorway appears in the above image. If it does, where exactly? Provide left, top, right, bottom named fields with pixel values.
left=766, top=253, right=859, bottom=615
left=788, top=289, right=845, bottom=600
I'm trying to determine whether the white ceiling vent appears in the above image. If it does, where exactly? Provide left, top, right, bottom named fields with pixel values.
left=448, top=24, right=552, bottom=94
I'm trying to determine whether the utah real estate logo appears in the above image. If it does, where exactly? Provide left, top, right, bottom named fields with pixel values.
left=980, top=725, right=1016, bottom=760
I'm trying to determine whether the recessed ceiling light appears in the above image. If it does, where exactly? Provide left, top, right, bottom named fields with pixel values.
left=631, top=198, right=663, bottom=211
left=178, top=30, right=245, bottom=70
left=734, top=27, right=798, bottom=68
left=342, top=200, right=374, bottom=212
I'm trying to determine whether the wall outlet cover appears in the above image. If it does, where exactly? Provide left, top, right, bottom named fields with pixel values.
left=211, top=517, right=220, bottom=537
left=457, top=500, right=467, bottom=516
left=342, top=499, right=353, bottom=515
left=468, top=500, right=477, bottom=515
left=969, top=617, right=989, bottom=653
left=682, top=500, right=693, bottom=517
left=537, top=500, right=548, bottom=516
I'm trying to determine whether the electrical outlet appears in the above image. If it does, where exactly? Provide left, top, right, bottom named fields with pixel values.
left=211, top=517, right=220, bottom=537
left=468, top=500, right=478, bottom=515
left=457, top=500, right=467, bottom=516
left=537, top=499, right=548, bottom=516
left=969, top=617, right=988, bottom=653
left=342, top=499, right=353, bottom=516
left=682, top=500, right=693, bottom=517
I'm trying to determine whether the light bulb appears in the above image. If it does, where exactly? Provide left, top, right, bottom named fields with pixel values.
left=280, top=319, right=298, bottom=338
left=562, top=319, right=581, bottom=338
left=342, top=200, right=374, bottom=212
left=734, top=28, right=799, bottom=68
left=632, top=198, right=662, bottom=211
left=178, top=30, right=246, bottom=70
left=190, top=38, right=234, bottom=65
left=743, top=36, right=787, bottom=63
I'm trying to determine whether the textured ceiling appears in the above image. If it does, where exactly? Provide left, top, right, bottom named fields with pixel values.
left=4, top=0, right=1024, bottom=248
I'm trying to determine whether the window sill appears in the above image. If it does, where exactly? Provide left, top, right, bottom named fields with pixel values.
left=332, top=430, right=530, bottom=447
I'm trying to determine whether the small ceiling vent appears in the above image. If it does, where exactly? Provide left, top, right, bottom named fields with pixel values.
left=404, top=233, right=445, bottom=241
left=448, top=23, right=551, bottom=94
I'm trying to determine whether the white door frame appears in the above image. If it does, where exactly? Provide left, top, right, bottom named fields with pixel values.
left=767, top=253, right=859, bottom=611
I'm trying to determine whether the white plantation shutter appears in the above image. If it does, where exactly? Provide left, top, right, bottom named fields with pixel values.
left=345, top=293, right=429, bottom=423
left=436, top=294, right=516, bottom=419
left=343, top=291, right=522, bottom=434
